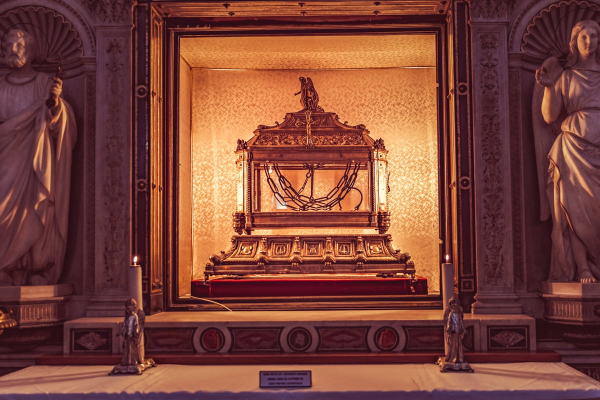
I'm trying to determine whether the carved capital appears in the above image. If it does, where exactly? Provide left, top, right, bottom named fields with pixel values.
left=80, top=0, right=135, bottom=24
left=468, top=0, right=508, bottom=20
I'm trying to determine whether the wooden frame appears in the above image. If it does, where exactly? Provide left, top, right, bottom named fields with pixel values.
left=133, top=2, right=461, bottom=312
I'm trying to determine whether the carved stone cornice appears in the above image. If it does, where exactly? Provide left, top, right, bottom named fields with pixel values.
left=468, top=0, right=508, bottom=20
left=80, top=0, right=134, bottom=24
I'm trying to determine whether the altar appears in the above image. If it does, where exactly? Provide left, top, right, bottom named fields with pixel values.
left=1, top=363, right=599, bottom=400
left=3, top=0, right=600, bottom=391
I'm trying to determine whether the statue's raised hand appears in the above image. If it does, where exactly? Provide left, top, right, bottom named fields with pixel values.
left=49, top=77, right=62, bottom=98
left=536, top=56, right=562, bottom=87
left=46, top=76, right=63, bottom=109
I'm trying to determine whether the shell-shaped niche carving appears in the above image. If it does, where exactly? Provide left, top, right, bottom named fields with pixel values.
left=0, top=6, right=83, bottom=67
left=522, top=0, right=600, bottom=63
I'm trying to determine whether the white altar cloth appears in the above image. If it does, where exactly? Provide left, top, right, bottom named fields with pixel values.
left=0, top=362, right=599, bottom=400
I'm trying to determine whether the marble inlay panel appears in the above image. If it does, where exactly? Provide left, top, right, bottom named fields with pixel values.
left=317, top=327, right=369, bottom=351
left=229, top=327, right=282, bottom=352
left=404, top=326, right=444, bottom=351
left=145, top=328, right=195, bottom=353
left=71, top=329, right=111, bottom=353
left=488, top=326, right=529, bottom=351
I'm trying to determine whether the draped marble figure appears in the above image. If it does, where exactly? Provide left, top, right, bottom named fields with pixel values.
left=0, top=29, right=77, bottom=285
left=534, top=20, right=600, bottom=283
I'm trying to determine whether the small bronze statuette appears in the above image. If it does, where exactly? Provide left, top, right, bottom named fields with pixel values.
left=439, top=297, right=473, bottom=373
left=294, top=77, right=323, bottom=111
left=109, top=299, right=156, bottom=375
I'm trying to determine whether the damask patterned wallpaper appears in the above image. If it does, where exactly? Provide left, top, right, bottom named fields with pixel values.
left=191, top=68, right=440, bottom=291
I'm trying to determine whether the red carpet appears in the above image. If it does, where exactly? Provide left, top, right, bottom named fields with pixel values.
left=192, top=275, right=427, bottom=298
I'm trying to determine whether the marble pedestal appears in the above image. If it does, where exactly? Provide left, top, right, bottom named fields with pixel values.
left=541, top=281, right=600, bottom=347
left=0, top=284, right=72, bottom=350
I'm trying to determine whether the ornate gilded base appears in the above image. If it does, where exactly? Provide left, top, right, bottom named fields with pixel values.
left=206, top=234, right=414, bottom=277
left=109, top=358, right=156, bottom=375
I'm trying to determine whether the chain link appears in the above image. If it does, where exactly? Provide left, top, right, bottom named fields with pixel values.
left=264, top=162, right=363, bottom=211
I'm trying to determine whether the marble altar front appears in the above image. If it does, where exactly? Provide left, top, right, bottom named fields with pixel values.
left=1, top=363, right=599, bottom=400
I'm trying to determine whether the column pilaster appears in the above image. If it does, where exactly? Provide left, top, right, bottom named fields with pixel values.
left=468, top=0, right=522, bottom=314
left=85, top=2, right=135, bottom=316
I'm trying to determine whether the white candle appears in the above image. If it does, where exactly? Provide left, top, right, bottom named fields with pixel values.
left=441, top=254, right=455, bottom=356
left=129, top=256, right=143, bottom=312
left=441, top=254, right=455, bottom=314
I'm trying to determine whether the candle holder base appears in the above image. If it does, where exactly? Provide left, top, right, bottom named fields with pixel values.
left=439, top=361, right=474, bottom=373
left=109, top=358, right=156, bottom=375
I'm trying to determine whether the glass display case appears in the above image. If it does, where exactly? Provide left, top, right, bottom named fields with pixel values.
left=205, top=79, right=420, bottom=283
left=233, top=108, right=391, bottom=234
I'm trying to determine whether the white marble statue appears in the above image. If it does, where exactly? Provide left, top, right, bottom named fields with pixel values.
left=0, top=29, right=77, bottom=286
left=534, top=20, right=600, bottom=283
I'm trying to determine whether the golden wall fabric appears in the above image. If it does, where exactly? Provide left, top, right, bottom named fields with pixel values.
left=191, top=68, right=440, bottom=291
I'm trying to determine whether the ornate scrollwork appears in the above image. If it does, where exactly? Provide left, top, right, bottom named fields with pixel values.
left=206, top=234, right=417, bottom=276
left=490, top=330, right=526, bottom=348
left=322, top=237, right=336, bottom=265
left=478, top=32, right=506, bottom=286
left=76, top=331, right=108, bottom=350
left=232, top=212, right=245, bottom=234
left=255, top=133, right=365, bottom=146
left=468, top=0, right=507, bottom=20
left=236, top=139, right=248, bottom=151
left=377, top=211, right=391, bottom=234
left=80, top=0, right=134, bottom=24
left=374, top=138, right=386, bottom=150
left=102, top=37, right=127, bottom=289
left=255, top=237, right=268, bottom=264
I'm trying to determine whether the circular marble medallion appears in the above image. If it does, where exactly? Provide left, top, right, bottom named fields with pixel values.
left=200, top=328, right=225, bottom=352
left=287, top=327, right=312, bottom=352
left=374, top=326, right=399, bottom=351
